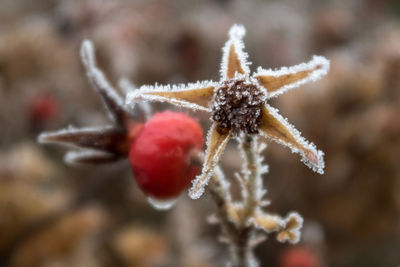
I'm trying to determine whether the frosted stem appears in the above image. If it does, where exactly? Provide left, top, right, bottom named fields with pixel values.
left=208, top=135, right=264, bottom=267
left=232, top=134, right=263, bottom=267
left=241, top=135, right=263, bottom=221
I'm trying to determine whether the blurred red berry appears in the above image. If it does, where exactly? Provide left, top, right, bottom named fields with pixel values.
left=129, top=111, right=203, bottom=200
left=279, top=246, right=319, bottom=267
left=29, top=94, right=60, bottom=123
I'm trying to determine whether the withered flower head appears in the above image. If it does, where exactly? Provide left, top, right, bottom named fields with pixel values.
left=128, top=24, right=330, bottom=199
left=38, top=40, right=149, bottom=164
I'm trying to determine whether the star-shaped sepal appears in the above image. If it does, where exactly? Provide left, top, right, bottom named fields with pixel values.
left=127, top=24, right=329, bottom=199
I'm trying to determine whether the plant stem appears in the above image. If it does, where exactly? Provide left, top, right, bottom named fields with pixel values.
left=235, top=134, right=262, bottom=267
left=209, top=134, right=264, bottom=267
left=241, top=135, right=262, bottom=221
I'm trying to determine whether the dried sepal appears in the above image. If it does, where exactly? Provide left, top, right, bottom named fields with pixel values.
left=221, top=24, right=250, bottom=80
left=80, top=40, right=132, bottom=126
left=127, top=81, right=216, bottom=112
left=276, top=212, right=304, bottom=244
left=39, top=40, right=142, bottom=168
left=253, top=55, right=330, bottom=98
left=259, top=105, right=324, bottom=174
left=38, top=126, right=128, bottom=156
left=189, top=123, right=233, bottom=199
left=65, top=150, right=121, bottom=165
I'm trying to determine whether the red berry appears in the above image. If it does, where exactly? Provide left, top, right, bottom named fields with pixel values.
left=29, top=94, right=60, bottom=122
left=279, top=246, right=319, bottom=267
left=129, top=111, right=203, bottom=200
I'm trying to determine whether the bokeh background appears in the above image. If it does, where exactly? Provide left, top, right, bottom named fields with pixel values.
left=0, top=0, right=399, bottom=266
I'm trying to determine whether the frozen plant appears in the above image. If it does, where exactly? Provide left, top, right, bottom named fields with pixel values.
left=39, top=24, right=330, bottom=267
left=128, top=25, right=328, bottom=199
left=127, top=24, right=329, bottom=266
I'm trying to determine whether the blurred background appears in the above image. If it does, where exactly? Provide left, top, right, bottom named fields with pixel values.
left=0, top=0, right=399, bottom=266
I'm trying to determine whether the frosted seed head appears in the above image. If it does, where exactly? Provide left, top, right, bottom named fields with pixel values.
left=212, top=80, right=265, bottom=135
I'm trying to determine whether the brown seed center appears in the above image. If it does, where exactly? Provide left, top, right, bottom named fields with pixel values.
left=212, top=79, right=265, bottom=135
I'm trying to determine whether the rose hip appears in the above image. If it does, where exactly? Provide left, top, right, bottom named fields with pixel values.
left=129, top=111, right=203, bottom=200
